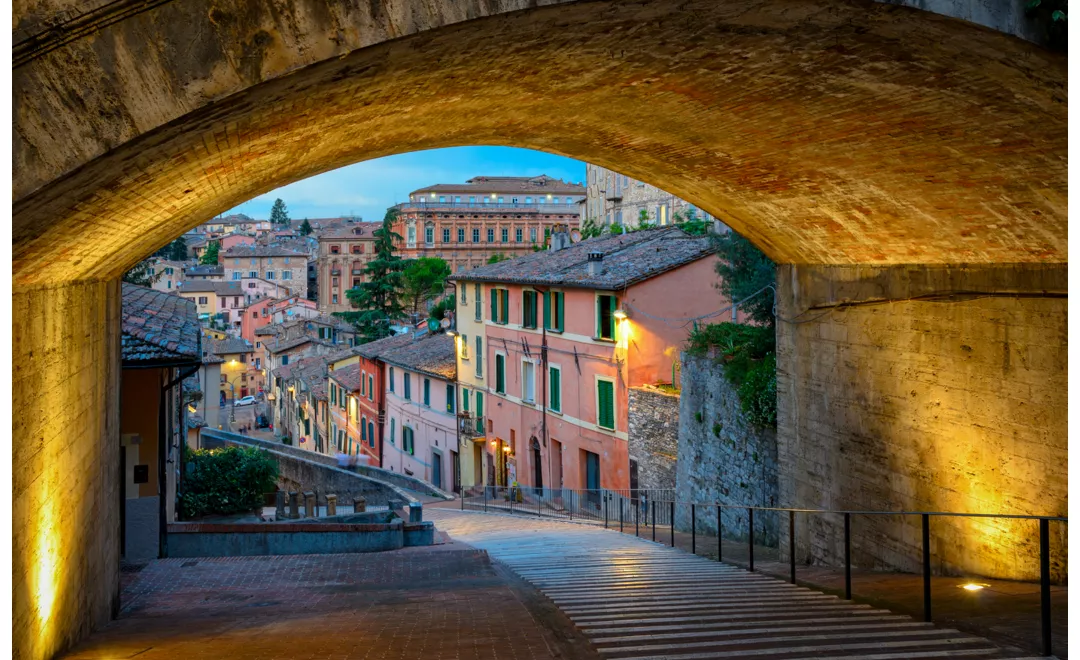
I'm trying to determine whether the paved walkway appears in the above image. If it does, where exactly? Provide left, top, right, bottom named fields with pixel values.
left=430, top=509, right=1046, bottom=660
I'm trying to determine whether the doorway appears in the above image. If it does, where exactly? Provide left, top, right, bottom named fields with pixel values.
left=431, top=449, right=443, bottom=490
left=584, top=449, right=600, bottom=507
left=473, top=442, right=483, bottom=489
left=451, top=450, right=460, bottom=493
left=531, top=437, right=543, bottom=492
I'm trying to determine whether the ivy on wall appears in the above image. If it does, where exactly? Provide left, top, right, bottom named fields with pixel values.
left=686, top=323, right=777, bottom=428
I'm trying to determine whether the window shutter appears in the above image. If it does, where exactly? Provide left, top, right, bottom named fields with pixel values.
left=390, top=418, right=396, bottom=444
left=598, top=380, right=614, bottom=429
left=446, top=384, right=454, bottom=413
left=424, top=379, right=430, bottom=406
left=550, top=367, right=560, bottom=412
left=596, top=296, right=602, bottom=338
left=463, top=388, right=470, bottom=412
left=476, top=392, right=484, bottom=417
left=556, top=293, right=564, bottom=332
left=609, top=296, right=617, bottom=338
left=543, top=292, right=551, bottom=330
left=500, top=289, right=509, bottom=324
left=490, top=288, right=497, bottom=321
left=495, top=354, right=504, bottom=393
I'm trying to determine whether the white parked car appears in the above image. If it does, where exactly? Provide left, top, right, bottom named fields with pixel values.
left=234, top=395, right=257, bottom=407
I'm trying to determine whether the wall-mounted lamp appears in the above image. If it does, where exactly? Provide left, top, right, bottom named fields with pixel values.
left=447, top=329, right=457, bottom=338
left=613, top=309, right=628, bottom=320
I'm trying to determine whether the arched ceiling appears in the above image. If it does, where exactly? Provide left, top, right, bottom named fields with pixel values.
left=12, top=0, right=1067, bottom=286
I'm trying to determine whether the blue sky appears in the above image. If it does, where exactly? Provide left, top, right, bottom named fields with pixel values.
left=226, top=146, right=586, bottom=222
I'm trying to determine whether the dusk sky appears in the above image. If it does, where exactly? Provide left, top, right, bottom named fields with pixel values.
left=225, top=146, right=587, bottom=222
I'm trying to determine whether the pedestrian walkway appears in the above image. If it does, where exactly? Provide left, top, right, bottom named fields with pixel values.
left=429, top=509, right=1046, bottom=659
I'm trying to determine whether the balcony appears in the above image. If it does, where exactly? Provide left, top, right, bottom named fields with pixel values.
left=395, top=200, right=580, bottom=214
left=330, top=268, right=341, bottom=276
left=458, top=413, right=485, bottom=438
left=603, top=189, right=622, bottom=201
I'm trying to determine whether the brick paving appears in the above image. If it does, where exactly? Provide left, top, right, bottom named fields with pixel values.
left=63, top=544, right=595, bottom=660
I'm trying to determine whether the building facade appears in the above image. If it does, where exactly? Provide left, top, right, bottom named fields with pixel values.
left=392, top=175, right=585, bottom=274
left=315, top=221, right=381, bottom=314
left=583, top=164, right=725, bottom=232
left=450, top=227, right=728, bottom=495
left=221, top=245, right=309, bottom=298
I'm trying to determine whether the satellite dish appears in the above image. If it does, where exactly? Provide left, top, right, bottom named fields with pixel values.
left=440, top=318, right=451, bottom=329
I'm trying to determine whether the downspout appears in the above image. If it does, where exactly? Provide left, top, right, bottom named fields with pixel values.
left=533, top=287, right=550, bottom=493
left=159, top=362, right=201, bottom=559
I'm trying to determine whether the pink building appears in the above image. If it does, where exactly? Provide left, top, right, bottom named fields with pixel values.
left=449, top=227, right=727, bottom=493
left=219, top=232, right=256, bottom=251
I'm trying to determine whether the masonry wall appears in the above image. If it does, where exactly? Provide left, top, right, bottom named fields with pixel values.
left=13, top=281, right=122, bottom=660
left=675, top=355, right=779, bottom=543
left=627, top=387, right=680, bottom=491
left=776, top=264, right=1067, bottom=581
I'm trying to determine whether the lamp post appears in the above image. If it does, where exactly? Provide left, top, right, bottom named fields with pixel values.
left=225, top=375, right=245, bottom=425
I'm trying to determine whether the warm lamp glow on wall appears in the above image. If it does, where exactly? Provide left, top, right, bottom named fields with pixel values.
left=961, top=583, right=988, bottom=592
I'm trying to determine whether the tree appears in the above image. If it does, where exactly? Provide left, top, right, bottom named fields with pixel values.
left=580, top=217, right=603, bottom=240
left=401, top=257, right=451, bottom=314
left=123, top=259, right=162, bottom=287
left=429, top=294, right=456, bottom=321
left=168, top=236, right=188, bottom=261
left=299, top=219, right=313, bottom=236
left=712, top=230, right=775, bottom=326
left=486, top=253, right=510, bottom=265
left=345, top=208, right=406, bottom=342
left=269, top=198, right=290, bottom=225
left=199, top=240, right=220, bottom=265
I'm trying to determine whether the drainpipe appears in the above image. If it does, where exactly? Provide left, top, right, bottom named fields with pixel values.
left=160, top=362, right=201, bottom=559
left=533, top=287, right=550, bottom=495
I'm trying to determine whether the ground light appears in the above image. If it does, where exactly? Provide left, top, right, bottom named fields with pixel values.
left=961, top=583, right=988, bottom=592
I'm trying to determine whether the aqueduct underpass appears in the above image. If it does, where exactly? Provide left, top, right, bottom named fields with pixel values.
left=12, top=0, right=1066, bottom=658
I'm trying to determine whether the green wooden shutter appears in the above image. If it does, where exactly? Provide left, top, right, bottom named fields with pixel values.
left=496, top=354, right=505, bottom=393
left=476, top=391, right=484, bottom=417
left=556, top=292, right=564, bottom=332
left=500, top=289, right=509, bottom=324
left=424, top=378, right=430, bottom=406
left=490, top=287, right=497, bottom=321
left=543, top=292, right=551, bottom=330
left=390, top=417, right=395, bottom=444
left=597, top=380, right=614, bottom=429
left=463, top=387, right=470, bottom=412
left=609, top=296, right=617, bottom=339
left=446, top=384, right=454, bottom=413
left=549, top=367, right=560, bottom=412
left=596, top=296, right=602, bottom=338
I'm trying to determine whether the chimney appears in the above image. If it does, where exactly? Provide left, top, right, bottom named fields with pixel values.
left=551, top=227, right=571, bottom=251
left=587, top=251, right=604, bottom=276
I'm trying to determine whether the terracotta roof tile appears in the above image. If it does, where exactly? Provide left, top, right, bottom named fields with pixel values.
left=121, top=283, right=201, bottom=364
left=381, top=333, right=456, bottom=381
left=329, top=363, right=363, bottom=392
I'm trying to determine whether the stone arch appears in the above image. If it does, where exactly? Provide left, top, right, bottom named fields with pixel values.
left=13, top=0, right=1067, bottom=288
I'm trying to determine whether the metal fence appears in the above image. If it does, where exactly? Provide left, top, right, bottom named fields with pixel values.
left=460, top=486, right=1066, bottom=656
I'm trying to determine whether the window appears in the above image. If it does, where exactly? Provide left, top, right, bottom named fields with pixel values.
left=501, top=228, right=508, bottom=242
left=522, top=360, right=535, bottom=403
left=446, top=384, right=455, bottom=413
left=522, top=290, right=537, bottom=329
left=460, top=283, right=467, bottom=305
left=469, top=196, right=475, bottom=204
left=460, top=333, right=469, bottom=359
left=597, top=294, right=617, bottom=340
left=232, top=272, right=242, bottom=280
left=553, top=197, right=560, bottom=204
left=351, top=245, right=362, bottom=254
left=457, top=228, right=465, bottom=243
left=439, top=195, right=446, bottom=203
left=486, top=228, right=495, bottom=243
left=475, top=337, right=483, bottom=378
left=407, top=225, right=416, bottom=244
left=389, top=367, right=395, bottom=392
left=475, top=391, right=484, bottom=421
left=282, top=271, right=292, bottom=280
left=332, top=294, right=338, bottom=304
left=251, top=311, right=258, bottom=318
left=515, top=228, right=523, bottom=242
left=331, top=245, right=340, bottom=254
left=368, top=375, right=374, bottom=401
left=403, top=426, right=415, bottom=455
left=390, top=417, right=396, bottom=445
left=474, top=284, right=481, bottom=321
left=490, top=288, right=509, bottom=324
left=360, top=371, right=366, bottom=396
left=525, top=197, right=532, bottom=204
left=248, top=271, right=257, bottom=278
left=597, top=379, right=615, bottom=430
left=472, top=228, right=480, bottom=243
left=543, top=291, right=564, bottom=332
left=251, top=258, right=257, bottom=265
left=331, top=383, right=337, bottom=406
left=423, top=378, right=431, bottom=406
left=198, top=296, right=208, bottom=305
left=368, top=421, right=375, bottom=447
left=425, top=226, right=434, bottom=244
left=284, top=257, right=290, bottom=264
left=361, top=417, right=367, bottom=442
left=495, top=354, right=506, bottom=394
left=443, top=228, right=451, bottom=243
left=455, top=196, right=461, bottom=203
left=549, top=365, right=562, bottom=413
left=530, top=228, right=537, bottom=243
left=281, top=355, right=289, bottom=366
left=403, top=373, right=411, bottom=400
left=267, top=258, right=274, bottom=265
left=462, top=387, right=470, bottom=413
left=167, top=281, right=172, bottom=289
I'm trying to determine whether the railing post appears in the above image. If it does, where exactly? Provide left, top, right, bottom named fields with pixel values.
left=691, top=503, right=696, bottom=555
left=843, top=512, right=851, bottom=600
left=604, top=493, right=608, bottom=529
left=717, top=504, right=722, bottom=563
left=538, top=488, right=542, bottom=517
left=652, top=501, right=656, bottom=542
left=670, top=501, right=675, bottom=547
left=620, top=497, right=624, bottom=533
left=483, top=487, right=487, bottom=513
left=748, top=507, right=754, bottom=572
left=635, top=498, right=639, bottom=537
left=1040, top=518, right=1052, bottom=657
left=569, top=490, right=573, bottom=521
left=922, top=513, right=931, bottom=622
left=789, top=510, right=796, bottom=584
left=461, top=487, right=464, bottom=510
left=510, top=487, right=514, bottom=515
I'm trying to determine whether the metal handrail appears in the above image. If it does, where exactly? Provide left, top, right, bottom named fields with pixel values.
left=460, top=485, right=1066, bottom=656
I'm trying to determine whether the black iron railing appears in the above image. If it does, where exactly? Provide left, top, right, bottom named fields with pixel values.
left=460, top=486, right=1066, bottom=656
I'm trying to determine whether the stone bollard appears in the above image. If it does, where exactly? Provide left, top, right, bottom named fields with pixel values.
left=303, top=491, right=315, bottom=518
left=326, top=494, right=337, bottom=516
left=275, top=491, right=286, bottom=520
left=289, top=492, right=300, bottom=519
left=408, top=502, right=423, bottom=523
left=353, top=496, right=366, bottom=513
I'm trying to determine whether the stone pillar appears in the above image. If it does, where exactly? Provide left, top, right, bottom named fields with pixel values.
left=303, top=492, right=315, bottom=518
left=326, top=494, right=337, bottom=516
left=288, top=492, right=299, bottom=519
left=275, top=491, right=286, bottom=520
left=775, top=263, right=1067, bottom=581
left=408, top=502, right=423, bottom=523
left=353, top=496, right=366, bottom=513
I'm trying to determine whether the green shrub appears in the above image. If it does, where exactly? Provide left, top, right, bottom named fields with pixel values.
left=180, top=446, right=279, bottom=519
left=687, top=322, right=777, bottom=429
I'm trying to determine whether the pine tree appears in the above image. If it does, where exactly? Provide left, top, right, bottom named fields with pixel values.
left=199, top=240, right=220, bottom=265
left=345, top=208, right=406, bottom=342
left=269, top=198, right=290, bottom=225
left=299, top=218, right=313, bottom=236
left=169, top=236, right=188, bottom=261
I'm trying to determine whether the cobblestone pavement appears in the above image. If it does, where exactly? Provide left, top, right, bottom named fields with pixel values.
left=429, top=509, right=1047, bottom=660
left=63, top=544, right=594, bottom=660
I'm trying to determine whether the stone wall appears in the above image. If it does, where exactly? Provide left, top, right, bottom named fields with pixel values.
left=675, top=355, right=779, bottom=544
left=13, top=281, right=122, bottom=660
left=627, top=386, right=680, bottom=491
left=776, top=264, right=1067, bottom=582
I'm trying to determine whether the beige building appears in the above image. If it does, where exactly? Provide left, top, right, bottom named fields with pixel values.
left=316, top=221, right=381, bottom=314
left=222, top=245, right=309, bottom=299
left=583, top=164, right=726, bottom=232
